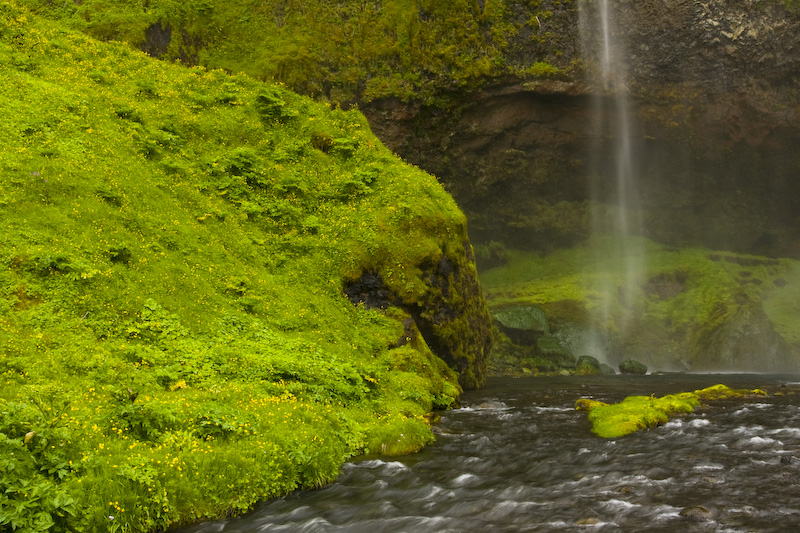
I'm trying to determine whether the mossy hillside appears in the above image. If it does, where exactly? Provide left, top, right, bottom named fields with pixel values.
left=576, top=384, right=768, bottom=438
left=19, top=0, right=574, bottom=105
left=480, top=235, right=800, bottom=371
left=0, top=4, right=480, bottom=531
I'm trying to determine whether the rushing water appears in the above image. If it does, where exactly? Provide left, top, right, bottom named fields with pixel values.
left=181, top=374, right=800, bottom=532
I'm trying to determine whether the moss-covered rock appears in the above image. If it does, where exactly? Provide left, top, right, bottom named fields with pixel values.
left=619, top=359, right=648, bottom=375
left=493, top=304, right=549, bottom=345
left=345, top=246, right=492, bottom=390
left=599, top=363, right=617, bottom=375
left=537, top=335, right=575, bottom=369
left=576, top=355, right=601, bottom=375
left=577, top=385, right=768, bottom=438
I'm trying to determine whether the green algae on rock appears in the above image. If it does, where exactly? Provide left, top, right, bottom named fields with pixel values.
left=576, top=385, right=768, bottom=438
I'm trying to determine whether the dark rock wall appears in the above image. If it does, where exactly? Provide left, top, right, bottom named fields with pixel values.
left=364, top=0, right=800, bottom=257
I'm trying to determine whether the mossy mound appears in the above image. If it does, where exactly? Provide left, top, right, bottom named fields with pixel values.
left=0, top=4, right=488, bottom=531
left=576, top=385, right=768, bottom=438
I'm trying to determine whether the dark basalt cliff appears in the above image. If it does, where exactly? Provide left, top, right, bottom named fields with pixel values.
left=363, top=0, right=800, bottom=258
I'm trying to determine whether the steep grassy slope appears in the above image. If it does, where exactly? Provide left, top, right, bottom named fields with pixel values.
left=0, top=3, right=488, bottom=531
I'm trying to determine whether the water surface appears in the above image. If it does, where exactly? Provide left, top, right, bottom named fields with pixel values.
left=181, top=374, right=800, bottom=532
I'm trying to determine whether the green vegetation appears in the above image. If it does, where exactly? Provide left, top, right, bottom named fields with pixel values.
left=0, top=3, right=485, bottom=530
left=480, top=234, right=800, bottom=370
left=576, top=384, right=768, bottom=438
left=19, top=0, right=572, bottom=105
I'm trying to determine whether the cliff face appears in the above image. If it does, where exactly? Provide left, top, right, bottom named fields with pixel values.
left=364, top=0, right=800, bottom=257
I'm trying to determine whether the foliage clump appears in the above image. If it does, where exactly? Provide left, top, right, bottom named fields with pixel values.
left=0, top=3, right=486, bottom=531
left=576, top=384, right=767, bottom=438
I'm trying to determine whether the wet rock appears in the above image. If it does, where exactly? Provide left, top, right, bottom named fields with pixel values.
left=576, top=355, right=601, bottom=375
left=680, top=505, right=715, bottom=522
left=493, top=305, right=549, bottom=345
left=476, top=400, right=508, bottom=410
left=142, top=22, right=172, bottom=58
left=619, top=359, right=648, bottom=375
left=344, top=243, right=493, bottom=390
left=692, top=300, right=793, bottom=373
left=537, top=335, right=575, bottom=369
left=599, top=363, right=617, bottom=375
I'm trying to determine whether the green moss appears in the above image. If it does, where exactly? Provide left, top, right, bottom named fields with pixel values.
left=0, top=4, right=487, bottom=531
left=20, top=0, right=572, bottom=105
left=494, top=305, right=549, bottom=333
left=577, top=385, right=767, bottom=438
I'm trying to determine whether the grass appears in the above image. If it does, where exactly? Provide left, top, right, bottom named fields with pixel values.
left=0, top=3, right=482, bottom=531
left=576, top=384, right=768, bottom=438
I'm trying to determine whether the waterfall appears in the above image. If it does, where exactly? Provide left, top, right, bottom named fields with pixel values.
left=579, top=0, right=644, bottom=361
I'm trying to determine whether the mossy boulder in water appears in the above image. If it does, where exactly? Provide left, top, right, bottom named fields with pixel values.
left=600, top=363, right=617, bottom=375
left=576, top=385, right=768, bottom=438
left=576, top=355, right=601, bottom=375
left=619, top=359, right=648, bottom=375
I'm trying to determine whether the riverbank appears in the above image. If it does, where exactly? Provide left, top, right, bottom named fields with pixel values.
left=177, top=373, right=800, bottom=532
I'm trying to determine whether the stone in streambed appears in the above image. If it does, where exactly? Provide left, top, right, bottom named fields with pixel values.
left=619, top=359, right=648, bottom=375
left=537, top=335, right=575, bottom=369
left=680, top=505, right=715, bottom=521
left=576, top=355, right=601, bottom=375
left=599, top=363, right=616, bottom=375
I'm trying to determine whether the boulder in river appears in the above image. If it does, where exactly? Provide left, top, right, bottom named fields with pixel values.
left=576, top=355, right=601, bottom=375
left=679, top=505, right=715, bottom=522
left=619, top=359, right=648, bottom=375
left=599, top=363, right=617, bottom=375
left=537, top=335, right=575, bottom=369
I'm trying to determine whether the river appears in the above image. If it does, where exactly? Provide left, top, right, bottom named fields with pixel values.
left=179, top=374, right=800, bottom=532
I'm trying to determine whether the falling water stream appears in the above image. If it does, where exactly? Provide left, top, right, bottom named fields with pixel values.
left=579, top=0, right=645, bottom=348
left=180, top=374, right=800, bottom=532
